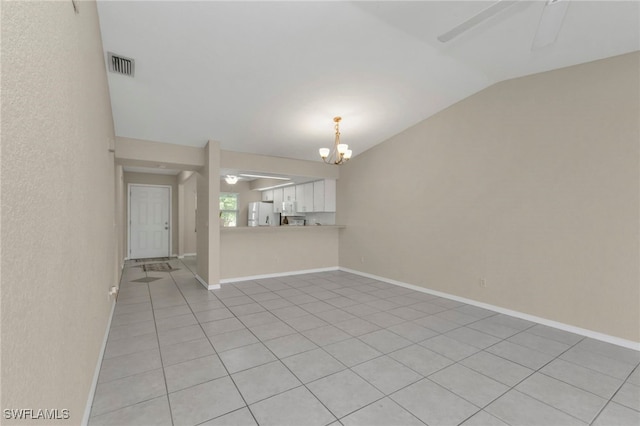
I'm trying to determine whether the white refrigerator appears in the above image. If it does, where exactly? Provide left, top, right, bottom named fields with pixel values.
left=248, top=202, right=275, bottom=227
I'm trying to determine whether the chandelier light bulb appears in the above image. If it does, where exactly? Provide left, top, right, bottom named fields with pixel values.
left=319, top=148, right=330, bottom=158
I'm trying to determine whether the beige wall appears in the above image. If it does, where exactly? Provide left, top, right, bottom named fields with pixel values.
left=115, top=137, right=204, bottom=171
left=183, top=172, right=198, bottom=254
left=220, top=180, right=262, bottom=227
left=221, top=150, right=340, bottom=179
left=221, top=228, right=340, bottom=280
left=196, top=152, right=210, bottom=282
left=196, top=141, right=221, bottom=287
left=123, top=172, right=179, bottom=257
left=1, top=0, right=118, bottom=422
left=338, top=53, right=640, bottom=342
left=115, top=165, right=125, bottom=269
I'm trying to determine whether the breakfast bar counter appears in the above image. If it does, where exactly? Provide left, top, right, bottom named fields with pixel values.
left=220, top=225, right=344, bottom=282
left=220, top=225, right=345, bottom=232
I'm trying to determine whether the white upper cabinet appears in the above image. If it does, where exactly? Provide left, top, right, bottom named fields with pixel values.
left=313, top=180, right=324, bottom=212
left=303, top=183, right=314, bottom=212
left=313, top=179, right=336, bottom=212
left=282, top=185, right=297, bottom=214
left=263, top=179, right=335, bottom=213
left=272, top=188, right=283, bottom=213
left=283, top=186, right=296, bottom=203
left=296, top=182, right=314, bottom=212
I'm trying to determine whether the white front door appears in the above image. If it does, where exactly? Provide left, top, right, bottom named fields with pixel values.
left=129, top=185, right=171, bottom=259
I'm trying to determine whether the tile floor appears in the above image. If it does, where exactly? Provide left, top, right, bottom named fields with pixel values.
left=89, top=257, right=640, bottom=426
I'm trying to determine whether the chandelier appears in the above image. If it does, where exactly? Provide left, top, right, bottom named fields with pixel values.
left=319, top=117, right=352, bottom=165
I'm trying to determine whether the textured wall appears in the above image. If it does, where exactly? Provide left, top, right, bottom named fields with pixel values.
left=115, top=137, right=204, bottom=170
left=338, top=53, right=639, bottom=342
left=196, top=142, right=220, bottom=287
left=1, top=1, right=117, bottom=423
left=220, top=228, right=340, bottom=280
left=183, top=172, right=198, bottom=254
left=221, top=150, right=339, bottom=180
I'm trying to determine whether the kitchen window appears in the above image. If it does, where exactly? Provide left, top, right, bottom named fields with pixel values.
left=219, top=192, right=238, bottom=227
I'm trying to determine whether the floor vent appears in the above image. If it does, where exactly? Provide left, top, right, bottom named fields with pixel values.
left=107, top=52, right=135, bottom=77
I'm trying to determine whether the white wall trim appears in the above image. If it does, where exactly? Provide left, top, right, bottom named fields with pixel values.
left=220, top=266, right=340, bottom=284
left=196, top=274, right=219, bottom=290
left=177, top=253, right=197, bottom=259
left=82, top=299, right=116, bottom=426
left=340, top=267, right=640, bottom=351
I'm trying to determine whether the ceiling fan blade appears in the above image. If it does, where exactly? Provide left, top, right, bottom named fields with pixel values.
left=437, top=0, right=520, bottom=43
left=531, top=0, right=570, bottom=50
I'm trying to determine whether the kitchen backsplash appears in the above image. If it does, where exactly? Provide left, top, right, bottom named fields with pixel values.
left=302, top=212, right=336, bottom=225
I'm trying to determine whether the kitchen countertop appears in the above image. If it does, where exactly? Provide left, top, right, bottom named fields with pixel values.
left=221, top=225, right=345, bottom=232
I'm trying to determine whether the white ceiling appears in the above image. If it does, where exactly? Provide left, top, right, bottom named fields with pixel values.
left=97, top=1, right=639, bottom=162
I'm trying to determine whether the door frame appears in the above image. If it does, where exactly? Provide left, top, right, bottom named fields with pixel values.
left=127, top=183, right=173, bottom=259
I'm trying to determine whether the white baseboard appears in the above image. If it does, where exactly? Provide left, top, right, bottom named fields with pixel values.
left=82, top=299, right=116, bottom=426
left=177, top=253, right=196, bottom=259
left=220, top=266, right=340, bottom=284
left=340, top=267, right=640, bottom=351
left=196, top=274, right=220, bottom=290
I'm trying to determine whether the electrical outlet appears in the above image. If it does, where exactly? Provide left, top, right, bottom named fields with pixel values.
left=479, top=278, right=487, bottom=288
left=108, top=286, right=119, bottom=299
left=360, top=256, right=365, bottom=263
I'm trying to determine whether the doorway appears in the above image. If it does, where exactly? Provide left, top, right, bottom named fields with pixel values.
left=128, top=184, right=171, bottom=259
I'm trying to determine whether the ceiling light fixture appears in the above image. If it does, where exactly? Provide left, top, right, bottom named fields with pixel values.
left=238, top=173, right=290, bottom=181
left=319, top=117, right=352, bottom=165
left=224, top=175, right=239, bottom=184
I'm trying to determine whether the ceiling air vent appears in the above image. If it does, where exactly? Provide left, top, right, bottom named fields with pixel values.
left=107, top=52, right=135, bottom=77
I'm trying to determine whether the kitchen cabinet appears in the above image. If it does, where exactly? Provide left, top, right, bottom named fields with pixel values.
left=295, top=185, right=304, bottom=209
left=313, top=179, right=336, bottom=212
left=313, top=181, right=324, bottom=212
left=265, top=180, right=335, bottom=214
left=304, top=183, right=314, bottom=212
left=282, top=185, right=297, bottom=215
left=295, top=183, right=314, bottom=213
left=272, top=188, right=283, bottom=213
left=283, top=186, right=296, bottom=203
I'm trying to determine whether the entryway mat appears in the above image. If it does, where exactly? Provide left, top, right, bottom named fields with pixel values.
left=141, top=262, right=177, bottom=272
left=135, top=257, right=170, bottom=262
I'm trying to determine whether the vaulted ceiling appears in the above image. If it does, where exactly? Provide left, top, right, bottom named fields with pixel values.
left=97, top=1, right=639, bottom=162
